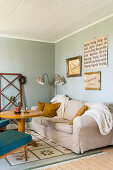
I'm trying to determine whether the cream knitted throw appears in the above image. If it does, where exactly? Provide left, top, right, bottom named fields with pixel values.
left=84, top=104, right=112, bottom=135
left=51, top=94, right=69, bottom=118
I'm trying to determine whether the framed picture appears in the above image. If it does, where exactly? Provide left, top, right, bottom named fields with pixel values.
left=84, top=35, right=108, bottom=70
left=66, top=56, right=82, bottom=77
left=85, top=71, right=101, bottom=90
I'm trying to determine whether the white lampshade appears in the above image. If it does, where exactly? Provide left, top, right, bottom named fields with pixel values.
left=36, top=74, right=45, bottom=85
left=37, top=73, right=64, bottom=101
left=54, top=75, right=64, bottom=85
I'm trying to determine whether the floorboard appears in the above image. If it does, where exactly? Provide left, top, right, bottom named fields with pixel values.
left=46, top=146, right=113, bottom=170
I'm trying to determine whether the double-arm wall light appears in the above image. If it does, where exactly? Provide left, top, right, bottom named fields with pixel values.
left=36, top=74, right=64, bottom=101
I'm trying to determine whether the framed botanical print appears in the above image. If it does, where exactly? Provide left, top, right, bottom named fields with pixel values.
left=85, top=71, right=101, bottom=90
left=66, top=56, right=82, bottom=77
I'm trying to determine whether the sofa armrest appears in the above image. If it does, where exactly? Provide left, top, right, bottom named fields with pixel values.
left=31, top=106, right=38, bottom=111
left=73, top=115, right=98, bottom=132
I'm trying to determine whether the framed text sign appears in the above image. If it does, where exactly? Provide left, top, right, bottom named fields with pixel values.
left=84, top=71, right=101, bottom=90
left=84, top=35, right=108, bottom=70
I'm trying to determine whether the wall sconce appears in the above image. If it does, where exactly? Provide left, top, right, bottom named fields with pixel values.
left=36, top=73, right=64, bottom=101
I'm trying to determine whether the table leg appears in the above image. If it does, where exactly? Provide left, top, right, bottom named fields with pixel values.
left=17, top=119, right=38, bottom=146
left=18, top=119, right=25, bottom=132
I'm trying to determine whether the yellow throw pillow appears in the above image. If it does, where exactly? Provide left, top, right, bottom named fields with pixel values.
left=43, top=103, right=61, bottom=117
left=37, top=102, right=45, bottom=111
left=70, top=105, right=88, bottom=125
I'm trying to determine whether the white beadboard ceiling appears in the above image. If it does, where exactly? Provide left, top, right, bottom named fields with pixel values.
left=0, top=0, right=113, bottom=43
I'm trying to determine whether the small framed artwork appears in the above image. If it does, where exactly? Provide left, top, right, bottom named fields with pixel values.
left=85, top=71, right=101, bottom=90
left=66, top=56, right=82, bottom=77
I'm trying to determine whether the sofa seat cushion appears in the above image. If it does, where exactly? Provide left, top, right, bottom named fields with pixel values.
left=41, top=117, right=69, bottom=129
left=63, top=100, right=84, bottom=120
left=32, top=116, right=43, bottom=125
left=55, top=123, right=73, bottom=134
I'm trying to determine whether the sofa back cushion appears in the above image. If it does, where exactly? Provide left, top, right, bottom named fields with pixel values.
left=63, top=100, right=84, bottom=120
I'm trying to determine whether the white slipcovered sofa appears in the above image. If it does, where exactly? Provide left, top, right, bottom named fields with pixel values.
left=30, top=100, right=113, bottom=154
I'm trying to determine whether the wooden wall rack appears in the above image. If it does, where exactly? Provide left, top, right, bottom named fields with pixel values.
left=0, top=73, right=22, bottom=112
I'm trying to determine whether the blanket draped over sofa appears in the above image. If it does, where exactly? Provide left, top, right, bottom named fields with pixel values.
left=51, top=94, right=69, bottom=118
left=84, top=103, right=112, bottom=135
left=30, top=98, right=113, bottom=154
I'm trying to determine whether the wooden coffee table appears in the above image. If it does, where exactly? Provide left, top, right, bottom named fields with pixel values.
left=0, top=110, right=43, bottom=133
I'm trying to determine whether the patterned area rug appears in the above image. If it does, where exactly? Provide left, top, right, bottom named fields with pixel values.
left=0, top=130, right=103, bottom=170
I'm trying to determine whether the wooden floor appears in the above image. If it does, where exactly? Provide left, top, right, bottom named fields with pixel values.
left=46, top=146, right=113, bottom=170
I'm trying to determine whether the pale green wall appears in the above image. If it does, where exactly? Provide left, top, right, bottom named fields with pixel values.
left=0, top=37, right=55, bottom=109
left=55, top=17, right=113, bottom=103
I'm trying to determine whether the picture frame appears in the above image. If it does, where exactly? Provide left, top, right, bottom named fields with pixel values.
left=66, top=56, right=82, bottom=77
left=84, top=35, right=108, bottom=70
left=84, top=71, right=101, bottom=90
